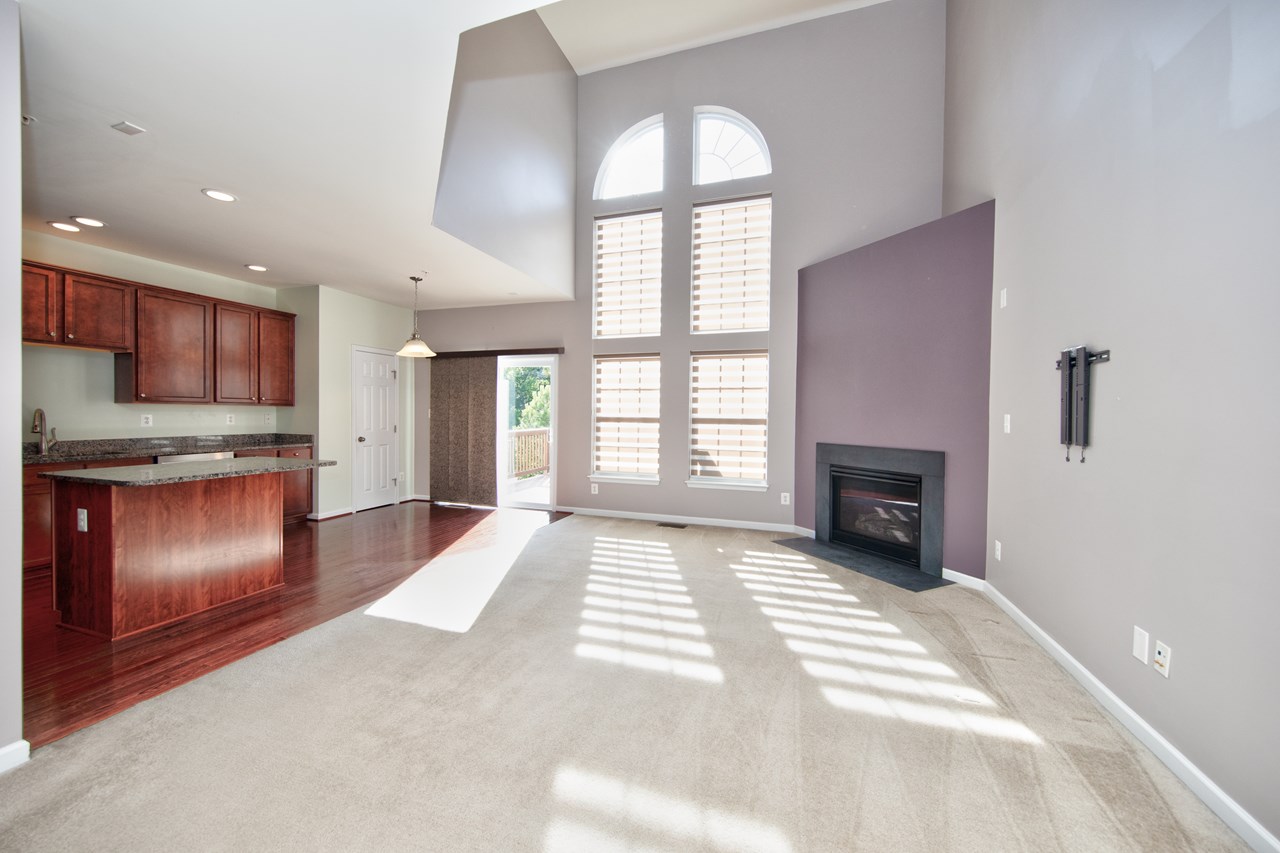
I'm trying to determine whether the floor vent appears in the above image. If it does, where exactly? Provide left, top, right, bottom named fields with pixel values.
left=656, top=522, right=687, bottom=529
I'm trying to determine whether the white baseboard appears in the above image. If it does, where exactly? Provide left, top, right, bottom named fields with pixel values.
left=0, top=739, right=29, bottom=775
left=557, top=505, right=798, bottom=534
left=941, top=567, right=987, bottom=590
left=982, top=582, right=1278, bottom=853
left=405, top=494, right=431, bottom=502
left=308, top=507, right=353, bottom=521
left=795, top=525, right=816, bottom=538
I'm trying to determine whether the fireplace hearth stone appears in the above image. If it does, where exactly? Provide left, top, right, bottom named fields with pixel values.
left=773, top=536, right=951, bottom=592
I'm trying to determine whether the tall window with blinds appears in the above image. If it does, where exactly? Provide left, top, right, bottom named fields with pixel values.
left=594, top=211, right=663, bottom=338
left=592, top=355, right=661, bottom=479
left=688, top=352, right=768, bottom=485
left=690, top=196, right=772, bottom=333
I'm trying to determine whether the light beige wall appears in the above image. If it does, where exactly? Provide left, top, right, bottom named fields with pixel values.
left=22, top=232, right=283, bottom=439
left=419, top=0, right=947, bottom=526
left=945, top=0, right=1280, bottom=842
left=314, top=286, right=414, bottom=516
left=2, top=0, right=26, bottom=766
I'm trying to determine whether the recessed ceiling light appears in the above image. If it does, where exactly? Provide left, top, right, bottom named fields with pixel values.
left=244, top=264, right=268, bottom=272
left=201, top=188, right=237, bottom=202
left=49, top=221, right=80, bottom=232
left=71, top=216, right=106, bottom=228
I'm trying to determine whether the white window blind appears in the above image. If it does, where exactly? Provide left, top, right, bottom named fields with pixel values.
left=593, top=356, right=661, bottom=478
left=595, top=211, right=662, bottom=338
left=688, top=352, right=768, bottom=484
left=691, top=196, right=771, bottom=333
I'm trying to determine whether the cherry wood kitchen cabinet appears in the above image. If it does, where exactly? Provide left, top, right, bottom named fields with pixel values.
left=22, top=264, right=135, bottom=351
left=23, top=456, right=153, bottom=571
left=257, top=310, right=295, bottom=406
left=22, top=265, right=60, bottom=343
left=116, top=289, right=214, bottom=403
left=215, top=306, right=295, bottom=406
left=234, top=447, right=313, bottom=521
left=215, top=304, right=259, bottom=404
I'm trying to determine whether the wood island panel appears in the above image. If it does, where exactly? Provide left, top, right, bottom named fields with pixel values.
left=53, top=473, right=284, bottom=639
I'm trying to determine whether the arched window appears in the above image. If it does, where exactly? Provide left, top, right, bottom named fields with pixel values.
left=594, top=115, right=664, bottom=200
left=694, top=107, right=771, bottom=186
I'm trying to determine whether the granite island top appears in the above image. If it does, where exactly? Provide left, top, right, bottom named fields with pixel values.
left=22, top=433, right=315, bottom=465
left=39, top=456, right=335, bottom=487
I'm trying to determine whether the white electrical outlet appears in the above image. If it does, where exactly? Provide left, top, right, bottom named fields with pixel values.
left=999, top=288, right=1007, bottom=309
left=264, top=413, right=273, bottom=425
left=76, top=508, right=88, bottom=532
left=591, top=483, right=599, bottom=495
left=994, top=540, right=1002, bottom=561
left=781, top=492, right=791, bottom=505
left=226, top=414, right=235, bottom=425
left=141, top=414, right=154, bottom=427
left=1003, top=414, right=1011, bottom=434
left=1132, top=626, right=1149, bottom=663
left=1154, top=641, right=1171, bottom=677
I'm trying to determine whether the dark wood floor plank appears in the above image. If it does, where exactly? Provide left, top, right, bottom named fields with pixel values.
left=22, top=502, right=564, bottom=749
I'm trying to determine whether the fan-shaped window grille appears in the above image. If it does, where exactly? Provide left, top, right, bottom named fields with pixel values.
left=695, top=108, right=771, bottom=186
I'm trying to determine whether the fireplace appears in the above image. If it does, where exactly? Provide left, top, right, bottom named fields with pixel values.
left=816, top=443, right=944, bottom=576
left=830, top=467, right=922, bottom=566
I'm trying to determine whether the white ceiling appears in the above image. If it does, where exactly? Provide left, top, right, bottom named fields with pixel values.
left=19, top=0, right=877, bottom=310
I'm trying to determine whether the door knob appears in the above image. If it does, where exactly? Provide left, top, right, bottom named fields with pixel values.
left=357, top=436, right=366, bottom=442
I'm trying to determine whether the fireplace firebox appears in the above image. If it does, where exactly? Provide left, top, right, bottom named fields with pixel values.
left=816, top=443, right=945, bottom=576
left=830, top=467, right=922, bottom=566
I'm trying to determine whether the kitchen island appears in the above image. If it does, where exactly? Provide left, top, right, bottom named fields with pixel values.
left=42, top=456, right=335, bottom=640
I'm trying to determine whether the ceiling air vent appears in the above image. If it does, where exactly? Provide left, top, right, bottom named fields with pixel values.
left=111, top=120, right=147, bottom=136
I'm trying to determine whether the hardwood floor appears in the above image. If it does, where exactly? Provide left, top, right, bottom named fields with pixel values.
left=23, top=502, right=565, bottom=749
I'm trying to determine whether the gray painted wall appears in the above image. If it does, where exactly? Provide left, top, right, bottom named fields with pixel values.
left=945, top=0, right=1280, bottom=838
left=795, top=201, right=993, bottom=578
left=433, top=11, right=577, bottom=298
left=419, top=0, right=946, bottom=524
left=2, top=0, right=24, bottom=763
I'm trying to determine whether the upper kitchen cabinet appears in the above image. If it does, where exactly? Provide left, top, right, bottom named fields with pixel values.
left=22, top=264, right=60, bottom=343
left=257, top=310, right=295, bottom=406
left=215, top=306, right=295, bottom=406
left=64, top=274, right=135, bottom=350
left=22, top=264, right=134, bottom=351
left=116, top=289, right=214, bottom=403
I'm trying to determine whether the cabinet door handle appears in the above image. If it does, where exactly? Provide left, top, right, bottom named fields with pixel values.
left=66, top=333, right=74, bottom=339
left=48, top=330, right=55, bottom=337
left=140, top=393, right=147, bottom=398
left=251, top=396, right=257, bottom=401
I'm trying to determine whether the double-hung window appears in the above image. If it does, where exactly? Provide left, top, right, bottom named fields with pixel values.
left=592, top=355, right=661, bottom=481
left=688, top=351, right=769, bottom=487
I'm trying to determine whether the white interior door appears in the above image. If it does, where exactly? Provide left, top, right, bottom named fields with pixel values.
left=353, top=347, right=399, bottom=512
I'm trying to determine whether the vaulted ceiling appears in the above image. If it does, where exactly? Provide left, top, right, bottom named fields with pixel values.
left=19, top=0, right=882, bottom=309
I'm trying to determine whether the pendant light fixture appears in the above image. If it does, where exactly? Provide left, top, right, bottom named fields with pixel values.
left=396, top=274, right=436, bottom=358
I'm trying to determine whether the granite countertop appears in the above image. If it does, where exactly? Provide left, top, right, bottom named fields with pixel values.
left=39, top=456, right=336, bottom=487
left=22, top=433, right=315, bottom=465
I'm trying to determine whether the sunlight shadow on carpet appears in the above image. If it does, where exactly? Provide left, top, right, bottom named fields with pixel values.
left=363, top=509, right=548, bottom=632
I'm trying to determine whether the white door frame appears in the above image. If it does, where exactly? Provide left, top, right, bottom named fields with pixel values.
left=351, top=345, right=400, bottom=512
left=496, top=354, right=558, bottom=511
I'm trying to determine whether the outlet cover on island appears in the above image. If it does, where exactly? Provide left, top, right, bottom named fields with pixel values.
left=1154, top=641, right=1171, bottom=677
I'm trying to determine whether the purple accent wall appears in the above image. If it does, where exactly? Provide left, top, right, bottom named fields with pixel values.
left=795, top=201, right=994, bottom=578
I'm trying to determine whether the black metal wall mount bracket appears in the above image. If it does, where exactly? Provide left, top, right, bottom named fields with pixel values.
left=1055, top=347, right=1110, bottom=462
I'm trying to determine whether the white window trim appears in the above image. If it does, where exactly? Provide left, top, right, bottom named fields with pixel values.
left=594, top=114, right=664, bottom=201
left=590, top=473, right=661, bottom=486
left=685, top=478, right=768, bottom=492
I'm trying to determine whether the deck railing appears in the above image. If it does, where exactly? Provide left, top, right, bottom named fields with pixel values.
left=508, top=428, right=550, bottom=478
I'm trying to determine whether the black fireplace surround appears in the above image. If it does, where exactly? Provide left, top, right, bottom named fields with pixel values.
left=816, top=443, right=945, bottom=577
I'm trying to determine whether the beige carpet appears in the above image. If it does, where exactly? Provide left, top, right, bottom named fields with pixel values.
left=0, top=515, right=1247, bottom=852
